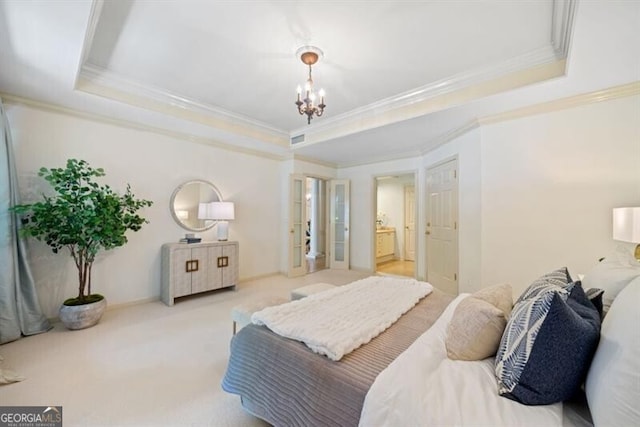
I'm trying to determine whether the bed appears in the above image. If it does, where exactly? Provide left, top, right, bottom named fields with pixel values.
left=222, top=263, right=640, bottom=427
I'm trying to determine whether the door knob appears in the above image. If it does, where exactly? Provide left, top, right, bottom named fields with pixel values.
left=426, top=231, right=431, bottom=235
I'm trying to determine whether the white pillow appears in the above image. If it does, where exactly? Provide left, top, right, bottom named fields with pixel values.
left=585, top=277, right=640, bottom=426
left=582, top=248, right=640, bottom=311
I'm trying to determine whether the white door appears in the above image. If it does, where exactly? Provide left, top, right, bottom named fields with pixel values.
left=330, top=180, right=350, bottom=269
left=426, top=159, right=458, bottom=295
left=288, top=174, right=307, bottom=277
left=404, top=185, right=416, bottom=262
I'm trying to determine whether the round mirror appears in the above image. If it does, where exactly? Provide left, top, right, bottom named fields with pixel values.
left=170, top=180, right=223, bottom=231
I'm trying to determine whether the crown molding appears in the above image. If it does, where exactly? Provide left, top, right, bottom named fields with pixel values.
left=419, top=121, right=481, bottom=157
left=290, top=154, right=338, bottom=169
left=336, top=150, right=423, bottom=170
left=330, top=121, right=478, bottom=170
left=293, top=58, right=566, bottom=149
left=1, top=93, right=287, bottom=162
left=338, top=80, right=640, bottom=169
left=76, top=64, right=290, bottom=147
left=291, top=45, right=561, bottom=140
left=74, top=0, right=104, bottom=86
left=479, top=81, right=640, bottom=126
left=552, top=0, right=578, bottom=57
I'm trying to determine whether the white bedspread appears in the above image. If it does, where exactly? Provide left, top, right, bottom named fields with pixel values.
left=359, top=294, right=565, bottom=427
left=252, top=276, right=432, bottom=361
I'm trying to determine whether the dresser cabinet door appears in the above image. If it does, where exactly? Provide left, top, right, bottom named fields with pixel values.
left=221, top=243, right=238, bottom=288
left=190, top=247, right=211, bottom=294
left=207, top=245, right=224, bottom=290
left=173, top=247, right=193, bottom=297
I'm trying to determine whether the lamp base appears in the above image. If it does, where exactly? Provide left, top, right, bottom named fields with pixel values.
left=635, top=244, right=640, bottom=261
left=217, top=221, right=229, bottom=241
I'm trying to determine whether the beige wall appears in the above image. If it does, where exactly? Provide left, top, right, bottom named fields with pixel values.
left=340, top=95, right=639, bottom=297
left=479, top=95, right=640, bottom=297
left=8, top=104, right=283, bottom=317
left=7, top=93, right=639, bottom=316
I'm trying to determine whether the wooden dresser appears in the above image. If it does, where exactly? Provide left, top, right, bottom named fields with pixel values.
left=161, top=241, right=239, bottom=306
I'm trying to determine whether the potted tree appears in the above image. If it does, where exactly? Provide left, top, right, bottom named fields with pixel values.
left=11, top=159, right=153, bottom=330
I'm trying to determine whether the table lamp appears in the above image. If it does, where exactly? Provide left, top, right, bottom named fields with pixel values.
left=199, top=201, right=235, bottom=241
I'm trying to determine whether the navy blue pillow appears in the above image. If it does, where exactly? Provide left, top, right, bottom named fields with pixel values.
left=585, top=287, right=604, bottom=319
left=496, top=282, right=600, bottom=405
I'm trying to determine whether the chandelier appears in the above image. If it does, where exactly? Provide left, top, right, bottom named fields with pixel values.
left=295, top=46, right=326, bottom=125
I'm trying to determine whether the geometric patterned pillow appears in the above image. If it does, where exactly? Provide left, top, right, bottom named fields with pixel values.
left=515, top=267, right=573, bottom=304
left=495, top=288, right=568, bottom=397
left=495, top=282, right=600, bottom=405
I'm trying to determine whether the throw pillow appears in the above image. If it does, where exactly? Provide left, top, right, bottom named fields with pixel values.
left=582, top=248, right=640, bottom=313
left=446, top=297, right=507, bottom=361
left=445, top=284, right=512, bottom=361
left=584, top=287, right=604, bottom=318
left=585, top=278, right=640, bottom=426
left=473, top=283, right=513, bottom=316
left=495, top=282, right=600, bottom=405
left=515, top=267, right=573, bottom=304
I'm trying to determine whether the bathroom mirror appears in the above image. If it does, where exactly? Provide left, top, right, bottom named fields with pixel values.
left=170, top=180, right=223, bottom=232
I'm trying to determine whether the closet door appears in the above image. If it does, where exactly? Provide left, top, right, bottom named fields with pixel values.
left=330, top=179, right=350, bottom=270
left=426, top=158, right=458, bottom=295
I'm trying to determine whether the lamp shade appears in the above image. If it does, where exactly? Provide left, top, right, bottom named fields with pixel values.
left=613, top=207, right=640, bottom=243
left=197, top=203, right=211, bottom=220
left=198, top=201, right=235, bottom=220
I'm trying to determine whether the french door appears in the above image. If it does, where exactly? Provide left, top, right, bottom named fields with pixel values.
left=288, top=174, right=307, bottom=277
left=329, top=180, right=350, bottom=269
left=288, top=176, right=350, bottom=275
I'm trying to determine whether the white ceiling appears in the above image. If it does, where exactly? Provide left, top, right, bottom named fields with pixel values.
left=0, top=1, right=638, bottom=167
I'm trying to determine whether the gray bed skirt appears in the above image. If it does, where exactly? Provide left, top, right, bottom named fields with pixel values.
left=222, top=289, right=454, bottom=427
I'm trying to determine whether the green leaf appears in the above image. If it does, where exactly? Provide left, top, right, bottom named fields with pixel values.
left=11, top=158, right=153, bottom=300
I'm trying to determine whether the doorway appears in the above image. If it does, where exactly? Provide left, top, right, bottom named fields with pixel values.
left=289, top=175, right=350, bottom=277
left=374, top=173, right=416, bottom=278
left=305, top=177, right=328, bottom=273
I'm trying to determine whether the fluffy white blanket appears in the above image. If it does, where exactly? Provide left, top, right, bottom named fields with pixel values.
left=252, top=276, right=433, bottom=361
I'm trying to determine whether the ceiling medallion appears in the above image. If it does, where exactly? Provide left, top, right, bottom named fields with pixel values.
left=295, top=46, right=326, bottom=125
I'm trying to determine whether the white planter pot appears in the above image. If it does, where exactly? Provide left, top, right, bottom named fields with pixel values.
left=59, top=297, right=107, bottom=330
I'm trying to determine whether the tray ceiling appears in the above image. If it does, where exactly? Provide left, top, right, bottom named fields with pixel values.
left=78, top=1, right=563, bottom=146
left=4, top=1, right=638, bottom=167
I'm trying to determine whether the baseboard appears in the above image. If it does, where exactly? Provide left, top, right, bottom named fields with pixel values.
left=107, top=297, right=160, bottom=311
left=238, top=272, right=282, bottom=283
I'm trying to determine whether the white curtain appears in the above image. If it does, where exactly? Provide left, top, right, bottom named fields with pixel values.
left=0, top=98, right=51, bottom=344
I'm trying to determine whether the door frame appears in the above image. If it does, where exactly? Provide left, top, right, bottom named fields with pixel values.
left=372, top=171, right=418, bottom=277
left=404, top=184, right=416, bottom=262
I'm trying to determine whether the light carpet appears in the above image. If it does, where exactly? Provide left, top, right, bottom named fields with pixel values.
left=0, top=269, right=369, bottom=426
